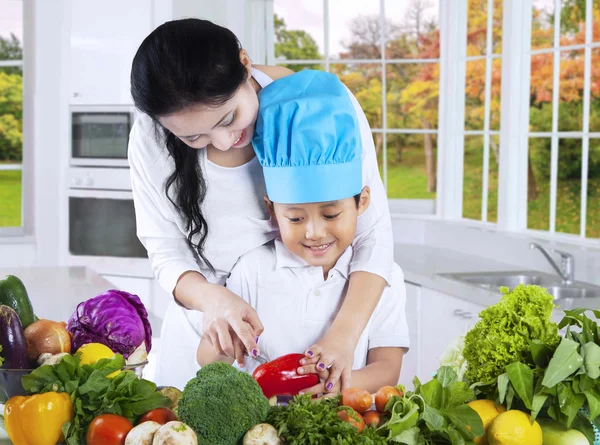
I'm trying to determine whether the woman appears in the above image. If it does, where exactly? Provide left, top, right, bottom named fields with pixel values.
left=128, top=18, right=394, bottom=390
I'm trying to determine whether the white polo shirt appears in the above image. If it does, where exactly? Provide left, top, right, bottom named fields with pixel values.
left=227, top=240, right=410, bottom=375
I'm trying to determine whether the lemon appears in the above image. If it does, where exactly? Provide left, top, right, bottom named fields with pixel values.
left=468, top=399, right=507, bottom=445
left=76, top=342, right=115, bottom=365
left=487, top=410, right=543, bottom=445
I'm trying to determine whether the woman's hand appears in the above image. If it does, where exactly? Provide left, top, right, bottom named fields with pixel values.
left=298, top=335, right=355, bottom=393
left=200, top=283, right=264, bottom=364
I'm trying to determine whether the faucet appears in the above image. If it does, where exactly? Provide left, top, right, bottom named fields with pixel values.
left=530, top=242, right=575, bottom=284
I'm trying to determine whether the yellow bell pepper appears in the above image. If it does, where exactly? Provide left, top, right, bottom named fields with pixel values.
left=4, top=392, right=74, bottom=445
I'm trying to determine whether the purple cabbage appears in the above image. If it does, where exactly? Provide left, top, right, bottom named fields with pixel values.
left=67, top=289, right=152, bottom=359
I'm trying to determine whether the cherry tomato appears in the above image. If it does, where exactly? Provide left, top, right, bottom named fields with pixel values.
left=337, top=408, right=365, bottom=433
left=86, top=414, right=133, bottom=445
left=341, top=388, right=372, bottom=413
left=363, top=410, right=382, bottom=427
left=138, top=407, right=178, bottom=425
left=375, top=385, right=403, bottom=413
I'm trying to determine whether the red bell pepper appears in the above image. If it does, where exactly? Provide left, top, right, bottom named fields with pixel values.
left=252, top=353, right=319, bottom=398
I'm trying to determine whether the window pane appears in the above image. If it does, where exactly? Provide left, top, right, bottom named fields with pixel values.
left=387, top=62, right=439, bottom=130
left=488, top=134, right=500, bottom=222
left=558, top=49, right=584, bottom=132
left=591, top=48, right=600, bottom=132
left=559, top=0, right=586, bottom=44
left=329, top=0, right=380, bottom=60
left=467, top=0, right=488, bottom=56
left=386, top=133, right=437, bottom=200
left=490, top=58, right=502, bottom=131
left=556, top=138, right=581, bottom=235
left=274, top=0, right=324, bottom=64
left=532, top=0, right=554, bottom=50
left=465, top=59, right=486, bottom=131
left=587, top=139, right=600, bottom=238
left=0, top=0, right=23, bottom=229
left=493, top=0, right=503, bottom=54
left=528, top=138, right=551, bottom=231
left=334, top=64, right=382, bottom=129
left=385, top=0, right=439, bottom=59
left=530, top=53, right=553, bottom=132
left=463, top=136, right=483, bottom=220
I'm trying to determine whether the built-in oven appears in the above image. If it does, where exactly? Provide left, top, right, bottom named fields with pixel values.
left=66, top=166, right=153, bottom=278
left=70, top=105, right=134, bottom=167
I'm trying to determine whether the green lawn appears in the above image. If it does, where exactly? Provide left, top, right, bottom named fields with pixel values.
left=0, top=170, right=22, bottom=227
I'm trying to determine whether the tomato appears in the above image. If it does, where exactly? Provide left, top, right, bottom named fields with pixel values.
left=337, top=408, right=365, bottom=433
left=341, top=388, right=372, bottom=414
left=362, top=410, right=382, bottom=428
left=138, top=407, right=178, bottom=425
left=375, top=385, right=403, bottom=413
left=86, top=414, right=133, bottom=445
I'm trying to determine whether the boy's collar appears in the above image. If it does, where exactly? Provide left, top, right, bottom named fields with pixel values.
left=274, top=239, right=352, bottom=279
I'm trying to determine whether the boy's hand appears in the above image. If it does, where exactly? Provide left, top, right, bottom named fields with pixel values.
left=297, top=336, right=355, bottom=394
left=297, top=362, right=341, bottom=397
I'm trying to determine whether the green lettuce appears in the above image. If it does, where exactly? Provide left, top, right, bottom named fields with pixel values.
left=463, top=284, right=560, bottom=385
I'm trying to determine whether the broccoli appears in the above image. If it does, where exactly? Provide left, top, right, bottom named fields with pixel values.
left=178, top=362, right=270, bottom=445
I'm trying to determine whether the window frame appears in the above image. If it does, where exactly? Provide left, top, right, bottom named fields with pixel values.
left=0, top=0, right=30, bottom=238
left=269, top=0, right=441, bottom=214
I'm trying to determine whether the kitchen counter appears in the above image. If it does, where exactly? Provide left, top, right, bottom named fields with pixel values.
left=394, top=243, right=600, bottom=311
left=0, top=267, right=115, bottom=323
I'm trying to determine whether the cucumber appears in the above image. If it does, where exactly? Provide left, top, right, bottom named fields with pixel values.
left=0, top=305, right=30, bottom=369
left=0, top=275, right=36, bottom=329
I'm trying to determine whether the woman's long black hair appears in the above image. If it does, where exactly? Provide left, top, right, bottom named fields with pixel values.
left=130, top=19, right=249, bottom=272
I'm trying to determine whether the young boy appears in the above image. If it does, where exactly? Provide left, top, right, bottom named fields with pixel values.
left=197, top=70, right=409, bottom=394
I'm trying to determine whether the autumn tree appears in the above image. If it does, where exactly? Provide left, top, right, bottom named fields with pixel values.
left=0, top=34, right=23, bottom=161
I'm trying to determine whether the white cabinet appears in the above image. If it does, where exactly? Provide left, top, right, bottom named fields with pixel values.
left=70, top=0, right=153, bottom=105
left=399, top=283, right=421, bottom=388
left=415, top=287, right=485, bottom=384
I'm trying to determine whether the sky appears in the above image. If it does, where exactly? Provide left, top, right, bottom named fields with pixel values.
left=0, top=0, right=22, bottom=41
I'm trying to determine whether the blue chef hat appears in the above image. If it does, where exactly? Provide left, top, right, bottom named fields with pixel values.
left=252, top=70, right=362, bottom=204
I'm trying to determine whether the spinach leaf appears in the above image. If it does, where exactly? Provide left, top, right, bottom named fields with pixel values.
left=542, top=338, right=583, bottom=388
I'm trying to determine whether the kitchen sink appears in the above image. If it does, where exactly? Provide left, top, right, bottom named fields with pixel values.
left=440, top=271, right=600, bottom=300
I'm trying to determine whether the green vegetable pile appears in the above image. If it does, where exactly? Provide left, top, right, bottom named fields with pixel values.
left=0, top=344, right=3, bottom=367
left=268, top=394, right=387, bottom=445
left=378, top=367, right=483, bottom=444
left=463, top=285, right=560, bottom=384
left=483, top=308, right=600, bottom=444
left=22, top=354, right=170, bottom=445
left=178, top=361, right=270, bottom=445
left=267, top=367, right=482, bottom=445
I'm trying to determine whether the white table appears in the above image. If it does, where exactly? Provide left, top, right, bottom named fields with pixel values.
left=0, top=267, right=116, bottom=323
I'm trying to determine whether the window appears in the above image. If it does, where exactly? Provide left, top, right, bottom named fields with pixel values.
left=0, top=0, right=24, bottom=230
left=268, top=0, right=600, bottom=242
left=273, top=0, right=440, bottom=213
left=527, top=0, right=600, bottom=238
left=462, top=0, right=503, bottom=223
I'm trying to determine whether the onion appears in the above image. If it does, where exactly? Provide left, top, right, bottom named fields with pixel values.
left=24, top=319, right=71, bottom=361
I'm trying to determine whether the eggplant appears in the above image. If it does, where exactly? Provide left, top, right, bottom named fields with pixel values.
left=0, top=305, right=30, bottom=369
